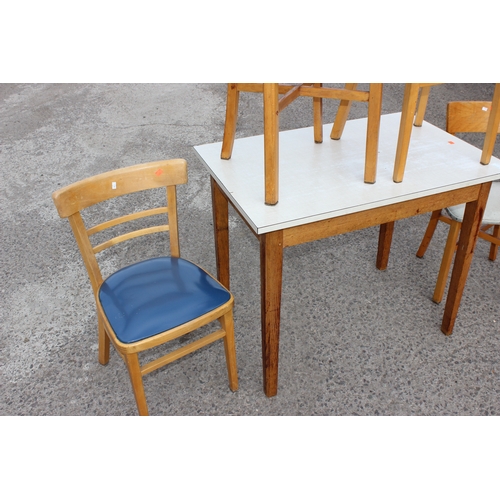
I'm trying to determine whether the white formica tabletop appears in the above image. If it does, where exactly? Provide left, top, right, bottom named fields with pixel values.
left=195, top=113, right=500, bottom=235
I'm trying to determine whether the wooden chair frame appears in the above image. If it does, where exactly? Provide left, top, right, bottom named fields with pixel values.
left=416, top=98, right=500, bottom=303
left=221, top=83, right=383, bottom=205
left=52, top=159, right=238, bottom=415
left=394, top=83, right=500, bottom=182
left=221, top=83, right=500, bottom=201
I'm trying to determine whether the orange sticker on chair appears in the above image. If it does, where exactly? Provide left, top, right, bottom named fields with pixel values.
left=448, top=141, right=455, bottom=145
left=155, top=168, right=163, bottom=176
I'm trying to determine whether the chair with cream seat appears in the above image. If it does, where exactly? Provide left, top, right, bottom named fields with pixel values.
left=52, top=159, right=238, bottom=415
left=416, top=100, right=500, bottom=303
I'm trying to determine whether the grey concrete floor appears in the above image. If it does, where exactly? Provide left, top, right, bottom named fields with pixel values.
left=1, top=83, right=499, bottom=416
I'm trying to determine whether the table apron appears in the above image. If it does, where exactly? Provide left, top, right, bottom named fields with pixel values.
left=282, top=184, right=485, bottom=248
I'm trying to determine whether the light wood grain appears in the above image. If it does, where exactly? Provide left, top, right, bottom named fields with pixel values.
left=264, top=83, right=279, bottom=205
left=365, top=83, right=383, bottom=183
left=221, top=84, right=239, bottom=159
left=393, top=84, right=422, bottom=183
left=393, top=83, right=441, bottom=182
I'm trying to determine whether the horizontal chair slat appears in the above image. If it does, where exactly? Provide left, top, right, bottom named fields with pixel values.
left=140, top=329, right=226, bottom=376
left=93, top=225, right=169, bottom=253
left=88, top=207, right=169, bottom=235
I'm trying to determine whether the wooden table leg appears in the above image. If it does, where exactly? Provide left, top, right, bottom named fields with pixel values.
left=211, top=177, right=230, bottom=288
left=260, top=230, right=284, bottom=397
left=376, top=221, right=395, bottom=270
left=263, top=83, right=279, bottom=205
left=441, top=182, right=492, bottom=335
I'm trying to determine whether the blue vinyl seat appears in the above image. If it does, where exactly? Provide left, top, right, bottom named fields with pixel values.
left=99, top=257, right=231, bottom=344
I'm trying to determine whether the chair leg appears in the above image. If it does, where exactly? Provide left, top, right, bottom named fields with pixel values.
left=221, top=83, right=239, bottom=160
left=364, top=83, right=383, bottom=184
left=220, top=309, right=238, bottom=392
left=124, top=353, right=149, bottom=416
left=488, top=224, right=500, bottom=261
left=393, top=83, right=421, bottom=183
left=416, top=210, right=442, bottom=258
left=433, top=220, right=461, bottom=304
left=330, top=83, right=357, bottom=140
left=98, top=312, right=110, bottom=365
left=413, top=85, right=431, bottom=127
left=313, top=83, right=323, bottom=143
left=263, top=83, right=279, bottom=205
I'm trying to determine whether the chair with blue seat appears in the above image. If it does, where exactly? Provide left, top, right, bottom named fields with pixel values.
left=416, top=99, right=500, bottom=303
left=52, top=159, right=238, bottom=415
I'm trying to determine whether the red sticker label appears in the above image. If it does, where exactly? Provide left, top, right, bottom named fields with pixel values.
left=155, top=168, right=163, bottom=176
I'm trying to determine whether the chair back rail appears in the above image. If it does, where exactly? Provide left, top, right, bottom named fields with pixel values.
left=447, top=101, right=500, bottom=135
left=52, top=159, right=187, bottom=294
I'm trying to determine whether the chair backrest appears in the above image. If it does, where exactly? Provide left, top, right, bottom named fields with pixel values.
left=446, top=101, right=500, bottom=135
left=52, top=159, right=188, bottom=295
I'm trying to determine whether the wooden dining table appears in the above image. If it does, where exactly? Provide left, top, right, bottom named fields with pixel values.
left=195, top=112, right=500, bottom=397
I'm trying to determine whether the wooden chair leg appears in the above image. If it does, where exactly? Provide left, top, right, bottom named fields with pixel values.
left=330, top=83, right=357, bottom=140
left=125, top=353, right=149, bottom=416
left=414, top=85, right=431, bottom=127
left=416, top=210, right=442, bottom=258
left=488, top=224, right=500, bottom=261
left=263, top=83, right=279, bottom=205
left=481, top=83, right=500, bottom=165
left=220, top=309, right=238, bottom=391
left=98, top=312, right=110, bottom=365
left=221, top=83, right=240, bottom=160
left=433, top=220, right=461, bottom=304
left=393, top=83, right=421, bottom=183
left=364, top=83, right=383, bottom=184
left=313, top=83, right=323, bottom=143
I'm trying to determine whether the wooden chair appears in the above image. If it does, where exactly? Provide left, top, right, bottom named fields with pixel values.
left=416, top=99, right=500, bottom=303
left=52, top=159, right=238, bottom=415
left=221, top=83, right=383, bottom=205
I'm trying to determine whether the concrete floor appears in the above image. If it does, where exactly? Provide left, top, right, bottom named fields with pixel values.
left=1, top=83, right=499, bottom=416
